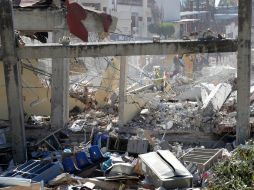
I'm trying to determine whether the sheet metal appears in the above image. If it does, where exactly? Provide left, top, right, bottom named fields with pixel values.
left=139, top=150, right=193, bottom=189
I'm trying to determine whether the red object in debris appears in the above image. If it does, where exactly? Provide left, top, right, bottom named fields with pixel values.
left=100, top=13, right=113, bottom=33
left=65, top=0, right=112, bottom=42
left=65, top=0, right=88, bottom=42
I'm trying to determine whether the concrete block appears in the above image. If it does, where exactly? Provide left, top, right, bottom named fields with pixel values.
left=110, top=163, right=133, bottom=175
left=178, top=86, right=202, bottom=101
left=178, top=83, right=214, bottom=102
left=202, top=83, right=232, bottom=116
left=201, top=87, right=209, bottom=104
left=123, top=92, right=156, bottom=124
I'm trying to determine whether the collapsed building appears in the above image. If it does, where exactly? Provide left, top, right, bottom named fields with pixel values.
left=0, top=0, right=253, bottom=189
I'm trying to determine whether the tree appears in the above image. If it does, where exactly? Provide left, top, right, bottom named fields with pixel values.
left=148, top=23, right=160, bottom=34
left=148, top=23, right=175, bottom=39
left=160, top=23, right=175, bottom=38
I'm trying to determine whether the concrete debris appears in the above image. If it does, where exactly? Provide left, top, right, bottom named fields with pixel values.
left=70, top=119, right=86, bottom=132
left=202, top=83, right=232, bottom=116
left=198, top=66, right=236, bottom=84
left=128, top=101, right=201, bottom=131
left=109, top=163, right=134, bottom=175
left=178, top=83, right=215, bottom=102
left=178, top=86, right=206, bottom=101
left=140, top=109, right=150, bottom=115
left=83, top=182, right=96, bottom=189
left=69, top=86, right=97, bottom=110
left=48, top=173, right=78, bottom=186
left=0, top=53, right=244, bottom=190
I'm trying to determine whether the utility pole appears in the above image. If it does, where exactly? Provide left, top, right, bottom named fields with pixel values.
left=0, top=0, right=27, bottom=163
left=236, top=0, right=252, bottom=145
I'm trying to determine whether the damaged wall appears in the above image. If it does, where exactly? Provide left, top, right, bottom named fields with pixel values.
left=0, top=61, right=84, bottom=120
left=95, top=57, right=120, bottom=107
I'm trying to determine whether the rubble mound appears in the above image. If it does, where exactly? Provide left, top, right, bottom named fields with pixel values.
left=128, top=101, right=202, bottom=132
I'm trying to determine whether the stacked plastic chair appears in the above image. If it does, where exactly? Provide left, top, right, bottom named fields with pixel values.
left=62, top=145, right=110, bottom=174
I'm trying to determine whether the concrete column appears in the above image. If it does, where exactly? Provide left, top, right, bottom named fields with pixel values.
left=51, top=31, right=69, bottom=129
left=142, top=0, right=148, bottom=38
left=236, top=0, right=252, bottom=145
left=119, top=56, right=127, bottom=127
left=0, top=0, right=27, bottom=163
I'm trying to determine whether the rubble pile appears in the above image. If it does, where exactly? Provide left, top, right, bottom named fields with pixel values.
left=128, top=101, right=201, bottom=131
left=69, top=85, right=97, bottom=110
left=66, top=64, right=240, bottom=138
left=69, top=108, right=118, bottom=132
left=125, top=65, right=240, bottom=137
left=1, top=64, right=248, bottom=190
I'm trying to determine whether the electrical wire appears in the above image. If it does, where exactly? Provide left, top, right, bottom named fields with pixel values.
left=21, top=60, right=52, bottom=78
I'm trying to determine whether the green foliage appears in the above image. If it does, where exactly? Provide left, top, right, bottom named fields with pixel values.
left=148, top=23, right=160, bottom=34
left=148, top=23, right=175, bottom=39
left=160, top=23, right=175, bottom=38
left=209, top=141, right=254, bottom=190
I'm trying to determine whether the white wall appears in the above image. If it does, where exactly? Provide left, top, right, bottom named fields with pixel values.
left=79, top=0, right=152, bottom=37
left=225, top=22, right=238, bottom=38
left=155, top=0, right=180, bottom=22
left=111, top=11, right=132, bottom=35
left=117, top=4, right=152, bottom=37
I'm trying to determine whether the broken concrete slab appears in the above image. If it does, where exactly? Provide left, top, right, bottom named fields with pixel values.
left=178, top=86, right=204, bottom=101
left=48, top=173, right=78, bottom=186
left=122, top=92, right=157, bottom=125
left=202, top=83, right=232, bottom=116
left=201, top=87, right=209, bottom=104
left=178, top=83, right=215, bottom=102
left=79, top=178, right=121, bottom=190
left=140, top=109, right=150, bottom=115
left=69, top=119, right=86, bottom=132
left=95, top=57, right=120, bottom=107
